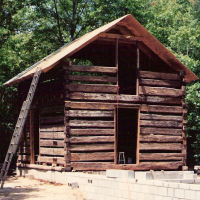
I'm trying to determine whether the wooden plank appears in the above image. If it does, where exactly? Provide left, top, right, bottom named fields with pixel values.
left=140, top=96, right=182, bottom=104
left=40, top=147, right=64, bottom=156
left=66, top=65, right=117, bottom=73
left=40, top=140, right=64, bottom=147
left=139, top=86, right=182, bottom=97
left=18, top=147, right=30, bottom=154
left=40, top=125, right=64, bottom=132
left=139, top=71, right=180, bottom=81
left=71, top=152, right=114, bottom=161
left=140, top=127, right=182, bottom=136
left=141, top=105, right=182, bottom=113
left=40, top=116, right=64, bottom=124
left=140, top=120, right=182, bottom=128
left=140, top=135, right=182, bottom=143
left=69, top=120, right=114, bottom=128
left=65, top=110, right=114, bottom=117
left=140, top=113, right=182, bottom=121
left=70, top=136, right=114, bottom=143
left=70, top=129, right=114, bottom=136
left=71, top=161, right=183, bottom=171
left=70, top=144, right=114, bottom=152
left=139, top=153, right=184, bottom=161
left=140, top=143, right=182, bottom=151
left=40, top=132, right=65, bottom=139
left=69, top=75, right=117, bottom=83
left=65, top=83, right=117, bottom=93
left=30, top=110, right=34, bottom=164
left=140, top=78, right=181, bottom=88
left=70, top=93, right=140, bottom=102
left=39, top=156, right=65, bottom=165
left=65, top=101, right=114, bottom=110
left=18, top=155, right=30, bottom=161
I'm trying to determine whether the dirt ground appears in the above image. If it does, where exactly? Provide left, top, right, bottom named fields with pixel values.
left=0, top=176, right=84, bottom=200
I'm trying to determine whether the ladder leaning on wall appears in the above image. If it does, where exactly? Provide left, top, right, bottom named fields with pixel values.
left=0, top=67, right=41, bottom=189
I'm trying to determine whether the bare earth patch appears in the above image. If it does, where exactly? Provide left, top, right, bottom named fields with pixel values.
left=0, top=176, right=84, bottom=200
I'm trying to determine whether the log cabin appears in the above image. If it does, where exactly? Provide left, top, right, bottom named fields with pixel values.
left=4, top=14, right=198, bottom=172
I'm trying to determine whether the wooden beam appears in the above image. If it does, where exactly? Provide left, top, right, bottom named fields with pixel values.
left=30, top=110, right=34, bottom=164
left=70, top=144, right=114, bottom=152
left=40, top=147, right=64, bottom=156
left=40, top=140, right=64, bottom=147
left=139, top=71, right=180, bottom=81
left=40, top=116, right=64, bottom=124
left=136, top=41, right=140, bottom=95
left=140, top=143, right=182, bottom=151
left=70, top=136, right=114, bottom=143
left=71, top=152, right=114, bottom=161
left=139, top=86, right=182, bottom=97
left=140, top=120, right=182, bottom=128
left=139, top=153, right=184, bottom=161
left=140, top=127, right=182, bottom=136
left=65, top=110, right=114, bottom=117
left=70, top=129, right=114, bottom=136
left=71, top=161, right=183, bottom=171
left=140, top=135, right=182, bottom=143
left=64, top=65, right=117, bottom=73
left=69, top=120, right=114, bottom=128
left=40, top=132, right=65, bottom=139
left=40, top=125, right=64, bottom=132
left=141, top=105, right=182, bottom=113
left=140, top=113, right=183, bottom=121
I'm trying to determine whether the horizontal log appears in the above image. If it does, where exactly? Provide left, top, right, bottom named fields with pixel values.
left=18, top=154, right=30, bottom=161
left=140, top=96, right=182, bottom=105
left=39, top=156, right=65, bottom=165
left=70, top=136, right=114, bottom=143
left=140, top=127, right=182, bottom=135
left=16, top=163, right=67, bottom=172
left=65, top=101, right=114, bottom=110
left=139, top=86, right=182, bottom=97
left=70, top=129, right=114, bottom=136
left=65, top=83, right=117, bottom=93
left=69, top=120, right=114, bottom=128
left=140, top=135, right=183, bottom=143
left=66, top=65, right=117, bottom=73
left=70, top=92, right=140, bottom=102
left=40, top=116, right=64, bottom=124
left=40, top=125, right=64, bottom=132
left=69, top=75, right=117, bottom=83
left=41, top=106, right=64, bottom=115
left=141, top=105, right=182, bottom=113
left=139, top=153, right=184, bottom=161
left=40, top=132, right=65, bottom=139
left=40, top=140, right=64, bottom=147
left=71, top=161, right=183, bottom=171
left=40, top=147, right=64, bottom=156
left=71, top=152, right=114, bottom=161
left=65, top=110, right=114, bottom=117
left=140, top=120, right=182, bottom=128
left=140, top=143, right=182, bottom=150
left=139, top=71, right=180, bottom=81
left=70, top=144, right=114, bottom=151
left=140, top=78, right=181, bottom=88
left=140, top=113, right=182, bottom=121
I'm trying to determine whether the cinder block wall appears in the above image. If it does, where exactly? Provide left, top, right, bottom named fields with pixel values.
left=17, top=168, right=200, bottom=200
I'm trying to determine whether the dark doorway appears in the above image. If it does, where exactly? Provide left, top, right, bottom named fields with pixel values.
left=116, top=108, right=138, bottom=164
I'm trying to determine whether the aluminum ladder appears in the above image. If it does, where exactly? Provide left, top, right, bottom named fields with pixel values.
left=0, top=67, right=41, bottom=188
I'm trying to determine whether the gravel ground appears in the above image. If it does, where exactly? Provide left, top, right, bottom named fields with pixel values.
left=0, top=176, right=84, bottom=200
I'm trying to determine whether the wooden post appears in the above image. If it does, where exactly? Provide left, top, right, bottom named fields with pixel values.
left=136, top=41, right=140, bottom=96
left=115, top=38, right=119, bottom=165
left=30, top=110, right=35, bottom=164
left=180, top=71, right=187, bottom=167
left=63, top=61, right=72, bottom=167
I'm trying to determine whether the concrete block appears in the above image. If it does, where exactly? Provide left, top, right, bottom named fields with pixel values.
left=172, top=198, right=179, bottom=200
left=194, top=178, right=200, bottom=184
left=108, top=188, right=115, bottom=196
left=196, top=191, right=200, bottom=200
left=145, top=193, right=154, bottom=200
left=190, top=183, right=200, bottom=190
left=185, top=189, right=196, bottom=200
left=102, top=187, right=109, bottom=195
left=179, top=183, right=190, bottom=189
left=136, top=192, right=145, bottom=200
left=154, top=195, right=163, bottom=200
left=106, top=169, right=121, bottom=178
left=163, top=197, right=172, bottom=200
left=136, top=179, right=147, bottom=184
left=111, top=180, right=119, bottom=189
left=154, top=180, right=164, bottom=186
left=135, top=171, right=152, bottom=180
left=105, top=195, right=112, bottom=200
left=168, top=182, right=179, bottom=188
left=163, top=182, right=169, bottom=187
left=114, top=189, right=121, bottom=198
left=71, top=182, right=79, bottom=188
left=131, top=191, right=136, bottom=200
left=183, top=174, right=197, bottom=179
left=132, top=183, right=141, bottom=192
left=140, top=184, right=150, bottom=194
left=168, top=188, right=174, bottom=197
left=149, top=185, right=159, bottom=195
left=119, top=182, right=128, bottom=191
left=95, top=186, right=102, bottom=194
left=121, top=190, right=130, bottom=199
left=174, top=188, right=185, bottom=199
left=111, top=196, right=119, bottom=200
left=180, top=179, right=194, bottom=184
left=158, top=186, right=168, bottom=196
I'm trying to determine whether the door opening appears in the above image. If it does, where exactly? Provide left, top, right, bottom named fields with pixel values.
left=116, top=108, right=139, bottom=164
